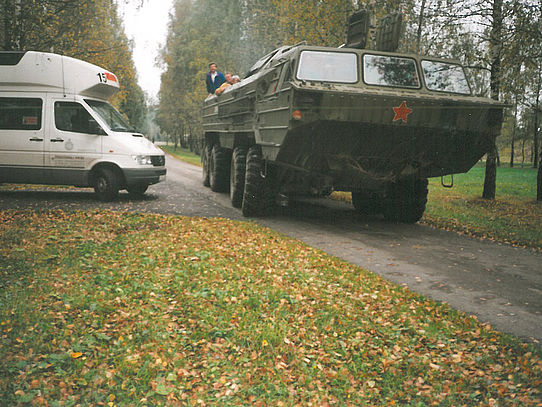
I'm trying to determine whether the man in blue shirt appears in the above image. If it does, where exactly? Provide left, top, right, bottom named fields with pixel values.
left=206, top=63, right=226, bottom=96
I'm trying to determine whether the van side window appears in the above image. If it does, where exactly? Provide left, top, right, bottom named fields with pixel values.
left=0, top=97, right=42, bottom=130
left=55, top=102, right=96, bottom=134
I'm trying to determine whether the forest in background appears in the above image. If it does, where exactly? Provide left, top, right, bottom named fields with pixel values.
left=0, top=0, right=148, bottom=132
left=157, top=0, right=542, bottom=198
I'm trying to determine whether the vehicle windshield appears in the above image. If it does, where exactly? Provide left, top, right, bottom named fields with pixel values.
left=85, top=99, right=135, bottom=132
left=363, top=54, right=420, bottom=88
left=421, top=60, right=471, bottom=95
left=297, top=51, right=358, bottom=83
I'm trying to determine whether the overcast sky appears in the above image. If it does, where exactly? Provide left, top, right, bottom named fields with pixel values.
left=118, top=0, right=175, bottom=103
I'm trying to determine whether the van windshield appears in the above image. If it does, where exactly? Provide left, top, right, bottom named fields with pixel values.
left=85, top=99, right=135, bottom=132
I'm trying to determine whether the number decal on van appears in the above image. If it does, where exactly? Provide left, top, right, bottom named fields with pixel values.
left=97, top=72, right=118, bottom=84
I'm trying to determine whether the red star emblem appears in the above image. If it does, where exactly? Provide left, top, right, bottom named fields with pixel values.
left=393, top=101, right=413, bottom=123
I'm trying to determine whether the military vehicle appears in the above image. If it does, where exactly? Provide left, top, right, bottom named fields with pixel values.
left=201, top=11, right=505, bottom=223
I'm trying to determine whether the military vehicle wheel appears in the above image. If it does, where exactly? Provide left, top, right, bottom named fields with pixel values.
left=242, top=146, right=273, bottom=217
left=210, top=145, right=231, bottom=192
left=382, top=178, right=428, bottom=223
left=94, top=168, right=120, bottom=201
left=202, top=144, right=211, bottom=187
left=352, top=191, right=381, bottom=215
left=230, top=146, right=247, bottom=207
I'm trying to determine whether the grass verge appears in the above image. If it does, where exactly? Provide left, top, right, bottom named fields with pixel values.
left=423, top=166, right=541, bottom=249
left=1, top=210, right=540, bottom=405
left=160, top=145, right=202, bottom=167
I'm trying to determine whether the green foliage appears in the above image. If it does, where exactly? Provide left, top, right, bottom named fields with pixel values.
left=157, top=0, right=361, bottom=143
left=1, top=210, right=541, bottom=405
left=0, top=0, right=148, bottom=131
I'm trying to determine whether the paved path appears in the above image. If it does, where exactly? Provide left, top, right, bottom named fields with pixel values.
left=1, top=154, right=541, bottom=345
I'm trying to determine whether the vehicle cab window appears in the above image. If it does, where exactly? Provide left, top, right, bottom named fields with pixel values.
left=55, top=101, right=101, bottom=134
left=297, top=51, right=358, bottom=83
left=363, top=54, right=420, bottom=88
left=421, top=60, right=471, bottom=95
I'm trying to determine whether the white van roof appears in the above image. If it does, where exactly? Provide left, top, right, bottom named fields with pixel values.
left=0, top=51, right=120, bottom=99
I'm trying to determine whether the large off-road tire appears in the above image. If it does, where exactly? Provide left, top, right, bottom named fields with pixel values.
left=210, top=144, right=231, bottom=192
left=382, top=178, right=428, bottom=223
left=242, top=146, right=274, bottom=217
left=351, top=191, right=381, bottom=215
left=94, top=168, right=120, bottom=201
left=230, top=146, right=247, bottom=208
left=201, top=144, right=211, bottom=187
left=127, top=183, right=149, bottom=197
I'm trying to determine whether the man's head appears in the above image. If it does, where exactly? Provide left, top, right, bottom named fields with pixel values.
left=209, top=63, right=217, bottom=73
left=224, top=73, right=233, bottom=84
left=232, top=75, right=240, bottom=84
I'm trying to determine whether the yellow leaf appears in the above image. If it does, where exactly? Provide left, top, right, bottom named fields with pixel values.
left=71, top=352, right=83, bottom=359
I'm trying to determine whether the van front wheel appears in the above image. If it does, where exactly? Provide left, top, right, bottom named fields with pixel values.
left=94, top=168, right=120, bottom=201
left=127, top=183, right=149, bottom=197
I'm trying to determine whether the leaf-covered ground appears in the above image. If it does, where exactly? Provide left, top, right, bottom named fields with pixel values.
left=1, top=210, right=540, bottom=406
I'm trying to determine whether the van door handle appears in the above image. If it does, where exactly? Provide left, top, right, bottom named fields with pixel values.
left=29, top=137, right=43, bottom=142
left=50, top=138, right=64, bottom=143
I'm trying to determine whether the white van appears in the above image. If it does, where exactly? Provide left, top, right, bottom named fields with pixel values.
left=0, top=51, right=166, bottom=200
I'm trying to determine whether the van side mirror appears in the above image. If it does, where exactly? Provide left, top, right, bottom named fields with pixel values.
left=89, top=119, right=106, bottom=135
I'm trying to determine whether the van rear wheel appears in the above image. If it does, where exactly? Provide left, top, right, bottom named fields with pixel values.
left=94, top=168, right=120, bottom=201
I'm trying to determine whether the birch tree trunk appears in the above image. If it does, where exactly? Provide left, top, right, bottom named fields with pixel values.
left=482, top=0, right=503, bottom=200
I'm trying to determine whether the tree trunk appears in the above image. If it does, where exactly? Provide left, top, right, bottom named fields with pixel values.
left=510, top=92, right=520, bottom=168
left=537, top=71, right=542, bottom=200
left=534, top=67, right=541, bottom=168
left=416, top=0, right=427, bottom=54
left=482, top=0, right=503, bottom=200
left=522, top=139, right=525, bottom=166
left=483, top=148, right=497, bottom=199
left=510, top=132, right=516, bottom=168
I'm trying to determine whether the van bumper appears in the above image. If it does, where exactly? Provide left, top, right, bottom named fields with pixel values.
left=124, top=167, right=167, bottom=186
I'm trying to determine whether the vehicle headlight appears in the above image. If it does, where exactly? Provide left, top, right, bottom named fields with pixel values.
left=132, top=155, right=152, bottom=165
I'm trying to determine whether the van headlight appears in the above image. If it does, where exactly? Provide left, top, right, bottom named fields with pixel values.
left=132, top=155, right=152, bottom=165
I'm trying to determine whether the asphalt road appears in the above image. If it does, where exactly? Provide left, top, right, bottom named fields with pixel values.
left=1, top=153, right=541, bottom=346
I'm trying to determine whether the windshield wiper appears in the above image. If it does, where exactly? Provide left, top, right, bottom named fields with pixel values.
left=111, top=126, right=134, bottom=132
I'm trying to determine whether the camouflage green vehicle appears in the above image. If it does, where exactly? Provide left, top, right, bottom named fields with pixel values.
left=201, top=16, right=505, bottom=223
